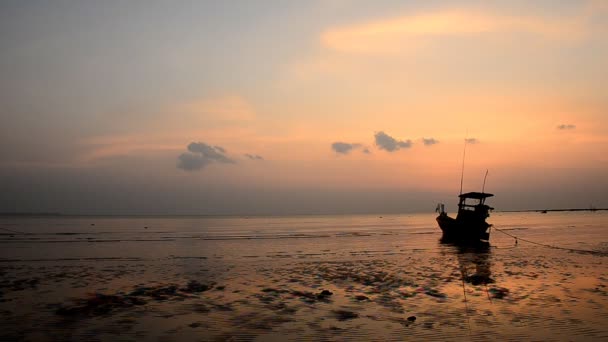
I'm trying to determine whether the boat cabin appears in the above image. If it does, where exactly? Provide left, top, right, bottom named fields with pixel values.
left=457, top=192, right=494, bottom=221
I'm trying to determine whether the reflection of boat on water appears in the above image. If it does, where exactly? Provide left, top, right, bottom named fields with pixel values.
left=440, top=240, right=493, bottom=286
left=436, top=191, right=494, bottom=244
left=440, top=240, right=511, bottom=320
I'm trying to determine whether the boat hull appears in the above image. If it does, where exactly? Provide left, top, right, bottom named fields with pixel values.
left=436, top=214, right=490, bottom=243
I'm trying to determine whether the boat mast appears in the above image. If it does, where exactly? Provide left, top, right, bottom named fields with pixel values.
left=482, top=169, right=489, bottom=193
left=459, top=137, right=467, bottom=195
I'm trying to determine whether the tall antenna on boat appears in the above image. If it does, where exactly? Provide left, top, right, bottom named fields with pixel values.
left=459, top=136, right=468, bottom=195
left=482, top=169, right=489, bottom=193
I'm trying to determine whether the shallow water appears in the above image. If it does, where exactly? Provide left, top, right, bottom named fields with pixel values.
left=1, top=212, right=607, bottom=341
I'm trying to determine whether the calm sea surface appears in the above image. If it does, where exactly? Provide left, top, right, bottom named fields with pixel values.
left=1, top=212, right=606, bottom=260
left=1, top=212, right=607, bottom=341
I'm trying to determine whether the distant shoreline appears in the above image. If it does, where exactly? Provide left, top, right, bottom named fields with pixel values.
left=498, top=208, right=608, bottom=213
left=0, top=212, right=63, bottom=217
left=1, top=209, right=607, bottom=218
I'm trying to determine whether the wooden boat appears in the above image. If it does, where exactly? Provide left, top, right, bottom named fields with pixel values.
left=436, top=192, right=494, bottom=243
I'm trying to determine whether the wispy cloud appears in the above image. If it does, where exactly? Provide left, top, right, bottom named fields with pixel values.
left=177, top=142, right=235, bottom=171
left=78, top=94, right=261, bottom=164
left=465, top=138, right=479, bottom=144
left=422, top=137, right=439, bottom=146
left=374, top=131, right=412, bottom=152
left=321, top=9, right=586, bottom=54
left=244, top=153, right=264, bottom=160
left=557, top=124, right=576, bottom=130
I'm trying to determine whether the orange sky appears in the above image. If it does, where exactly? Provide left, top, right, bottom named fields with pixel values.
left=1, top=1, right=607, bottom=214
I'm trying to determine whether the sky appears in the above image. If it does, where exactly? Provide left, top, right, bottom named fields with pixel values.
left=1, top=0, right=607, bottom=215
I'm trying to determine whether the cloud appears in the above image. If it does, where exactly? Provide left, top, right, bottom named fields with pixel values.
left=331, top=142, right=363, bottom=154
left=213, top=145, right=227, bottom=153
left=465, top=138, right=479, bottom=144
left=557, top=124, right=576, bottom=130
left=374, top=131, right=412, bottom=152
left=244, top=153, right=264, bottom=160
left=321, top=9, right=585, bottom=54
left=422, top=138, right=439, bottom=146
left=187, top=142, right=234, bottom=164
left=177, top=142, right=235, bottom=171
left=177, top=152, right=211, bottom=171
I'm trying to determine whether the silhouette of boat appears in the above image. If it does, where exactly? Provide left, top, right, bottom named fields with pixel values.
left=436, top=192, right=494, bottom=243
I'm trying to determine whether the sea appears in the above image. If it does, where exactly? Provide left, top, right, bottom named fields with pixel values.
left=1, top=212, right=607, bottom=341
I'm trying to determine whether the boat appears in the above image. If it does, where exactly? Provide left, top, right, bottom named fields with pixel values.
left=436, top=192, right=494, bottom=243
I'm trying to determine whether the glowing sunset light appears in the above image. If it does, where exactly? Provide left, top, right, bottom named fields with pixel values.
left=1, top=1, right=607, bottom=214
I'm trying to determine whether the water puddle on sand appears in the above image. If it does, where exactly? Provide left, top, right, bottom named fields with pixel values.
left=1, top=245, right=606, bottom=341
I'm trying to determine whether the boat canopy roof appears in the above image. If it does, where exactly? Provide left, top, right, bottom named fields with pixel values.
left=459, top=192, right=494, bottom=199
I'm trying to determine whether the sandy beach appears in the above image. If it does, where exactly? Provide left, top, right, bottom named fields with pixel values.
left=1, top=213, right=607, bottom=341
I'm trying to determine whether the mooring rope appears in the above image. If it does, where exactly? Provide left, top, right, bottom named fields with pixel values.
left=492, top=226, right=607, bottom=256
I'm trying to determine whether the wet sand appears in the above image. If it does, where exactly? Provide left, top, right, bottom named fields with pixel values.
left=1, top=213, right=607, bottom=341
